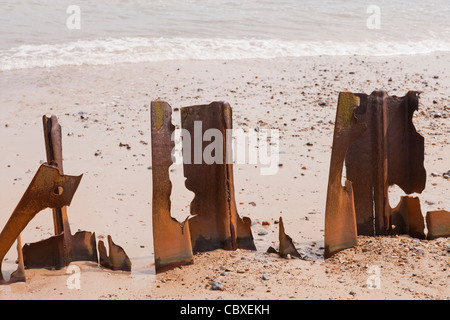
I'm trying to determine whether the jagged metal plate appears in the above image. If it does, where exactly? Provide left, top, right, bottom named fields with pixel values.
left=0, top=164, right=82, bottom=284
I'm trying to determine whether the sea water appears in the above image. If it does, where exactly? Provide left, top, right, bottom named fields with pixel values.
left=0, top=0, right=449, bottom=70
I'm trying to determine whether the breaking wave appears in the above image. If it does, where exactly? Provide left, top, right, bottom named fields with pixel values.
left=2, top=37, right=450, bottom=71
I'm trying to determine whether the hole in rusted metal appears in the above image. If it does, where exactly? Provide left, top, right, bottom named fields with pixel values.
left=324, top=90, right=449, bottom=258
left=151, top=100, right=256, bottom=273
left=1, top=115, right=132, bottom=285
left=53, top=186, right=63, bottom=196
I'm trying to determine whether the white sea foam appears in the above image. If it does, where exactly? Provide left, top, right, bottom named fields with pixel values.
left=1, top=37, right=450, bottom=71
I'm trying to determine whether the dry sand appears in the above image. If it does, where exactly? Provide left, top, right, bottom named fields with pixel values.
left=0, top=53, right=448, bottom=300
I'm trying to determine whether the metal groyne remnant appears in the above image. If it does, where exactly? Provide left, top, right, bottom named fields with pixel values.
left=324, top=92, right=366, bottom=258
left=181, top=102, right=256, bottom=254
left=0, top=164, right=82, bottom=284
left=23, top=116, right=98, bottom=271
left=345, top=91, right=426, bottom=236
left=267, top=217, right=303, bottom=259
left=0, top=115, right=131, bottom=285
left=99, top=235, right=132, bottom=272
left=151, top=100, right=256, bottom=273
left=325, top=91, right=449, bottom=258
left=151, top=100, right=194, bottom=273
left=426, top=210, right=450, bottom=240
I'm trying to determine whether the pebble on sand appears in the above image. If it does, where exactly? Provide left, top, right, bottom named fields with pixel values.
left=211, top=281, right=225, bottom=291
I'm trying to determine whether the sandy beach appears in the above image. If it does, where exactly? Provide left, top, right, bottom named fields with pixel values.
left=0, top=53, right=449, bottom=300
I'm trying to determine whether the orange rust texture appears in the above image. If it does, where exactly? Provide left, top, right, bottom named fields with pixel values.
left=99, top=235, right=132, bottom=271
left=43, top=115, right=67, bottom=236
left=0, top=164, right=82, bottom=284
left=426, top=210, right=450, bottom=240
left=326, top=91, right=432, bottom=258
left=267, top=217, right=301, bottom=258
left=23, top=116, right=98, bottom=271
left=324, top=92, right=366, bottom=258
left=151, top=101, right=256, bottom=273
left=23, top=230, right=98, bottom=270
left=345, top=91, right=426, bottom=236
left=151, top=100, right=194, bottom=273
left=390, top=196, right=425, bottom=239
left=181, top=102, right=256, bottom=254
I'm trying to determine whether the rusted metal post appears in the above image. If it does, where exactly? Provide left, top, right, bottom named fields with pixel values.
left=151, top=100, right=194, bottom=273
left=0, top=164, right=82, bottom=283
left=346, top=91, right=426, bottom=236
left=22, top=116, right=98, bottom=270
left=324, top=92, right=366, bottom=258
left=151, top=100, right=256, bottom=272
left=42, top=115, right=73, bottom=263
left=181, top=102, right=256, bottom=254
left=325, top=91, right=428, bottom=258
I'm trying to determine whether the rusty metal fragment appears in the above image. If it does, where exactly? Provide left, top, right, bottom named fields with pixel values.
left=151, top=100, right=194, bottom=273
left=98, top=235, right=132, bottom=272
left=267, top=217, right=302, bottom=259
left=1, top=115, right=129, bottom=283
left=345, top=91, right=426, bottom=236
left=390, top=196, right=425, bottom=239
left=22, top=115, right=98, bottom=270
left=324, top=92, right=366, bottom=258
left=426, top=210, right=450, bottom=240
left=151, top=100, right=256, bottom=273
left=23, top=231, right=98, bottom=270
left=325, top=91, right=431, bottom=258
left=43, top=115, right=67, bottom=236
left=0, top=164, right=82, bottom=284
left=181, top=102, right=256, bottom=254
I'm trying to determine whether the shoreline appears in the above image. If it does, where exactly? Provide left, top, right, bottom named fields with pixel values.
left=2, top=50, right=450, bottom=73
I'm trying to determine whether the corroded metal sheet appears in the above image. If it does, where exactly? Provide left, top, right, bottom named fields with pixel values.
left=181, top=102, right=256, bottom=253
left=151, top=100, right=256, bottom=272
left=43, top=115, right=67, bottom=236
left=99, top=235, right=132, bottom=272
left=345, top=91, right=426, bottom=235
left=23, top=231, right=98, bottom=270
left=151, top=100, right=194, bottom=273
left=267, top=217, right=302, bottom=258
left=390, top=196, right=425, bottom=239
left=0, top=164, right=82, bottom=284
left=426, top=210, right=450, bottom=240
left=22, top=115, right=98, bottom=270
left=324, top=92, right=366, bottom=258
